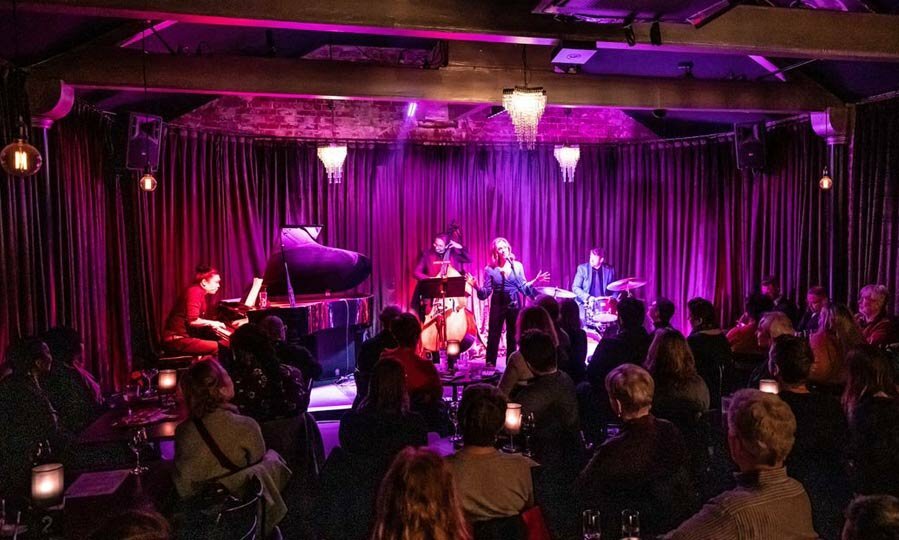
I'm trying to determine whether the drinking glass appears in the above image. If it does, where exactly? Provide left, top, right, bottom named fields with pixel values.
left=123, top=383, right=141, bottom=418
left=521, top=412, right=537, bottom=458
left=448, top=400, right=461, bottom=446
left=621, top=509, right=640, bottom=539
left=582, top=509, right=601, bottom=540
left=129, top=427, right=149, bottom=475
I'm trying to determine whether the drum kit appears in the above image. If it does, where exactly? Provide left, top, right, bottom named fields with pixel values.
left=536, top=276, right=646, bottom=333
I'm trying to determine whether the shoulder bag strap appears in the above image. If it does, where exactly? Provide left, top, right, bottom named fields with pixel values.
left=193, top=416, right=243, bottom=472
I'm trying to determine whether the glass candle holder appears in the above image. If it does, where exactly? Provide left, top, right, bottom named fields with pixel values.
left=759, top=379, right=780, bottom=394
left=31, top=463, right=64, bottom=508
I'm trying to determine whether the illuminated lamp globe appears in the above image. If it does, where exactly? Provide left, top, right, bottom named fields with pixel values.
left=1, top=138, right=43, bottom=177
left=819, top=168, right=833, bottom=191
left=139, top=169, right=158, bottom=192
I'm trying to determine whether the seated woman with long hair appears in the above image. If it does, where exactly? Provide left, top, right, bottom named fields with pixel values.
left=644, top=329, right=710, bottom=419
left=498, top=306, right=563, bottom=398
left=228, top=323, right=308, bottom=421
left=808, top=303, right=866, bottom=386
left=843, top=345, right=899, bottom=496
left=371, top=447, right=471, bottom=540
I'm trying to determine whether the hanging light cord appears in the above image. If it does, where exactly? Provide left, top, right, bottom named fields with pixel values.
left=521, top=45, right=529, bottom=87
left=141, top=18, right=151, bottom=171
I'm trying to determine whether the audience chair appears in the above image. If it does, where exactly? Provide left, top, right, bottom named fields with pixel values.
left=212, top=476, right=266, bottom=540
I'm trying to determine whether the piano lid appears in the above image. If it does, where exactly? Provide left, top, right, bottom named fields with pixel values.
left=262, top=225, right=372, bottom=296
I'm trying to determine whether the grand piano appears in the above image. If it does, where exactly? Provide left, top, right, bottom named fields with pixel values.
left=231, top=226, right=373, bottom=380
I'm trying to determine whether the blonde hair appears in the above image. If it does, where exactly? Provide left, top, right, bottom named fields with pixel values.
left=372, top=448, right=471, bottom=540
left=758, top=311, right=794, bottom=340
left=605, top=364, right=655, bottom=415
left=488, top=237, right=511, bottom=267
left=727, top=389, right=796, bottom=466
left=179, top=359, right=235, bottom=418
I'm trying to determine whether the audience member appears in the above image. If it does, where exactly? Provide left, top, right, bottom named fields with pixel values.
left=809, top=303, right=867, bottom=386
left=228, top=323, right=309, bottom=421
left=339, top=359, right=428, bottom=462
left=316, top=359, right=428, bottom=540
left=797, top=286, right=829, bottom=335
left=498, top=306, right=561, bottom=397
left=536, top=294, right=584, bottom=384
left=761, top=275, right=800, bottom=325
left=649, top=297, right=676, bottom=331
left=769, top=334, right=850, bottom=539
left=747, top=311, right=795, bottom=387
left=559, top=298, right=588, bottom=375
left=448, top=384, right=537, bottom=523
left=585, top=297, right=652, bottom=422
left=686, top=297, right=733, bottom=409
left=41, top=327, right=103, bottom=433
left=663, top=389, right=817, bottom=539
left=644, top=329, right=710, bottom=418
left=0, top=338, right=63, bottom=499
left=727, top=293, right=775, bottom=355
left=371, top=447, right=472, bottom=540
left=576, top=364, right=695, bottom=538
left=352, top=305, right=402, bottom=408
left=842, top=495, right=899, bottom=540
left=257, top=315, right=322, bottom=382
left=380, top=313, right=446, bottom=433
left=88, top=510, right=171, bottom=540
left=857, top=284, right=898, bottom=346
left=173, top=360, right=290, bottom=535
left=843, top=345, right=899, bottom=497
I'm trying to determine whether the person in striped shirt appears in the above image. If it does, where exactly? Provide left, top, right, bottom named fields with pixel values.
left=663, top=389, right=818, bottom=540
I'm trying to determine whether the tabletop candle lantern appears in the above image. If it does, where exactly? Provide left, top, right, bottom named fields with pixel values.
left=759, top=379, right=780, bottom=394
left=158, top=370, right=178, bottom=392
left=31, top=463, right=64, bottom=508
left=503, top=403, right=522, bottom=452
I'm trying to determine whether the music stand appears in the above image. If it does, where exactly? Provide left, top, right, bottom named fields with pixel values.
left=418, top=276, right=467, bottom=368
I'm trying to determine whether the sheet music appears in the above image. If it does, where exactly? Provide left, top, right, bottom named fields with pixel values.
left=244, top=277, right=264, bottom=307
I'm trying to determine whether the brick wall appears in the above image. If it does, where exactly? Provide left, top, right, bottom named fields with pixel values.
left=173, top=96, right=656, bottom=143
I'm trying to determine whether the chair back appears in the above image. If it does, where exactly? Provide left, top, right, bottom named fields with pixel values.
left=472, top=514, right=527, bottom=540
left=213, top=476, right=265, bottom=540
left=260, top=412, right=325, bottom=481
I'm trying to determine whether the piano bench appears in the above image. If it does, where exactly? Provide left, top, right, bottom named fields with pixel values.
left=156, top=354, right=203, bottom=370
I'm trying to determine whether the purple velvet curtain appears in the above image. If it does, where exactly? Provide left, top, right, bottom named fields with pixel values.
left=4, top=91, right=899, bottom=389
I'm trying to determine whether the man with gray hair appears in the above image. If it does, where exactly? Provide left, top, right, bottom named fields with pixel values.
left=663, top=389, right=817, bottom=539
left=857, top=284, right=898, bottom=346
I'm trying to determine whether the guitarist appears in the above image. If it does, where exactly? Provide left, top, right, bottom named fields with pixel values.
left=412, top=233, right=470, bottom=320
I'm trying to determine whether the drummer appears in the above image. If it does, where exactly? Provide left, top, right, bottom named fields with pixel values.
left=572, top=247, right=617, bottom=309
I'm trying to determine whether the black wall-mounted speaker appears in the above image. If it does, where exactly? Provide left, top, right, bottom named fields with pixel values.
left=734, top=122, right=767, bottom=171
left=125, top=113, right=164, bottom=171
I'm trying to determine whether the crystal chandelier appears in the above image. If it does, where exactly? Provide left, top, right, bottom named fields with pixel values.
left=554, top=145, right=580, bottom=183
left=318, top=101, right=346, bottom=184
left=502, top=46, right=546, bottom=149
left=317, top=143, right=347, bottom=184
left=503, top=87, right=546, bottom=149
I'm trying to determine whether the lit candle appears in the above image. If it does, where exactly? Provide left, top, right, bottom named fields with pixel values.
left=759, top=379, right=780, bottom=394
left=505, top=403, right=522, bottom=434
left=31, top=463, right=64, bottom=507
left=158, top=369, right=178, bottom=392
left=446, top=340, right=461, bottom=357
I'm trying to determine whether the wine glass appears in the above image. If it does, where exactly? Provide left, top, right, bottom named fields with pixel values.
left=448, top=400, right=461, bottom=447
left=129, top=427, right=149, bottom=475
left=582, top=509, right=601, bottom=540
left=621, top=509, right=640, bottom=539
left=521, top=412, right=537, bottom=458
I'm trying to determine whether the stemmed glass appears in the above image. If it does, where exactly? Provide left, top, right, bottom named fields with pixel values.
left=521, top=413, right=537, bottom=458
left=621, top=509, right=640, bottom=539
left=448, top=400, right=461, bottom=447
left=129, top=427, right=149, bottom=475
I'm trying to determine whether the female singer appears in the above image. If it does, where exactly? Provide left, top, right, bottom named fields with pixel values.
left=162, top=265, right=227, bottom=355
left=468, top=238, right=549, bottom=366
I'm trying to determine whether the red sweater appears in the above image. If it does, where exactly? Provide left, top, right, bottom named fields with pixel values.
left=380, top=347, right=443, bottom=403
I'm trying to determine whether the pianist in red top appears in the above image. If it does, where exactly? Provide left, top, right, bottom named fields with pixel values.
left=162, top=265, right=228, bottom=356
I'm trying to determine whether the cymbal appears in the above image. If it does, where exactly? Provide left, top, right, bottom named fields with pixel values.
left=535, top=286, right=577, bottom=299
left=606, top=277, right=647, bottom=292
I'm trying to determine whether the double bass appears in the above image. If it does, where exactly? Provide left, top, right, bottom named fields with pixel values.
left=420, top=227, right=482, bottom=354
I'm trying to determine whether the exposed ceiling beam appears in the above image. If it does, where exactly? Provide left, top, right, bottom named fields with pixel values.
left=11, top=0, right=899, bottom=61
left=31, top=47, right=842, bottom=113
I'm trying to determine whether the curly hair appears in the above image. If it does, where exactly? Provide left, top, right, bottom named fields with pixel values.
left=372, top=448, right=471, bottom=540
left=179, top=359, right=235, bottom=418
left=727, top=389, right=796, bottom=466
